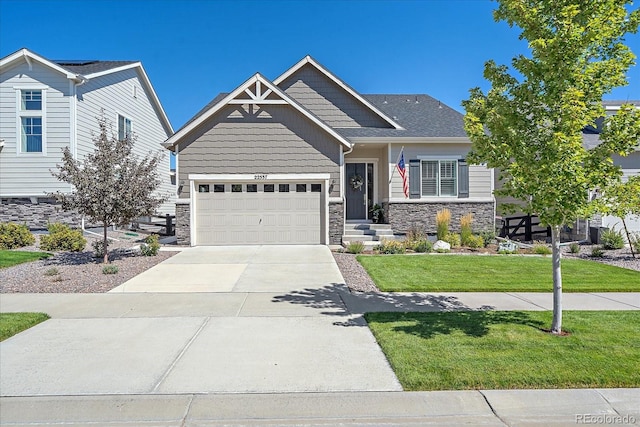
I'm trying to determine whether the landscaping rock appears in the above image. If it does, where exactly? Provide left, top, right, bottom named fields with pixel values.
left=433, top=240, right=451, bottom=251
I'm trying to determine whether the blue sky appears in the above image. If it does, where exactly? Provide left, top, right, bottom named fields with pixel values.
left=2, top=0, right=639, bottom=132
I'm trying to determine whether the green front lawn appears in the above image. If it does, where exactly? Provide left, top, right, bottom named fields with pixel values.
left=0, top=312, right=50, bottom=341
left=0, top=250, right=52, bottom=269
left=366, top=311, right=640, bottom=390
left=357, top=255, right=640, bottom=292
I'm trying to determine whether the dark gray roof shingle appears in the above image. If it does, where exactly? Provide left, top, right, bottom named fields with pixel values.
left=54, top=60, right=137, bottom=75
left=338, top=94, right=466, bottom=138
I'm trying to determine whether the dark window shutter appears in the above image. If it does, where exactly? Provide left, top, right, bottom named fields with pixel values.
left=458, top=159, right=469, bottom=198
left=409, top=160, right=421, bottom=199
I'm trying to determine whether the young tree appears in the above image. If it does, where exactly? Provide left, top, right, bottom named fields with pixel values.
left=51, top=115, right=167, bottom=263
left=598, top=175, right=640, bottom=258
left=463, top=0, right=640, bottom=334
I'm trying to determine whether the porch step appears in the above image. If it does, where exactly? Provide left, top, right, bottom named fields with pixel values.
left=342, top=222, right=399, bottom=246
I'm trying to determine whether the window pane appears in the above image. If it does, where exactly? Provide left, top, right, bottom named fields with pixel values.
left=231, top=184, right=242, bottom=192
left=21, top=90, right=42, bottom=110
left=264, top=184, right=274, bottom=192
left=421, top=161, right=438, bottom=196
left=440, top=161, right=457, bottom=196
left=311, top=184, right=322, bottom=192
left=213, top=184, right=225, bottom=193
left=118, top=115, right=125, bottom=140
left=247, top=184, right=257, bottom=193
left=296, top=184, right=306, bottom=192
left=279, top=184, right=289, bottom=193
left=198, top=184, right=209, bottom=193
left=21, top=117, right=42, bottom=152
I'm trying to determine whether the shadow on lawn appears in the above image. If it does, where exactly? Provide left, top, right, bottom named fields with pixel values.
left=366, top=311, right=546, bottom=339
left=272, top=284, right=499, bottom=328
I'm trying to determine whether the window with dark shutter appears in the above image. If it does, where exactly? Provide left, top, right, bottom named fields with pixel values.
left=458, top=160, right=469, bottom=198
left=409, top=160, right=421, bottom=199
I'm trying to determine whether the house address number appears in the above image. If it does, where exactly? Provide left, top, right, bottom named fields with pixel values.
left=254, top=174, right=268, bottom=180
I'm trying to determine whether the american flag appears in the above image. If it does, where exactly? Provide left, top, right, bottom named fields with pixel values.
left=397, top=149, right=408, bottom=198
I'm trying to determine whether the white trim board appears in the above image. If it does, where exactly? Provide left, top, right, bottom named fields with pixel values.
left=165, top=73, right=352, bottom=150
left=188, top=173, right=330, bottom=182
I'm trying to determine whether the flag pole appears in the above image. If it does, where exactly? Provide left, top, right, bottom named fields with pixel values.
left=389, top=146, right=405, bottom=184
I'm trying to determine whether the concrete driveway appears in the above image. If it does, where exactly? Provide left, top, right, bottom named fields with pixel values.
left=110, top=245, right=345, bottom=293
left=1, top=245, right=403, bottom=396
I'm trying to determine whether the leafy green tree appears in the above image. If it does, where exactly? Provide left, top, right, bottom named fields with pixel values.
left=51, top=115, right=167, bottom=263
left=463, top=0, right=640, bottom=334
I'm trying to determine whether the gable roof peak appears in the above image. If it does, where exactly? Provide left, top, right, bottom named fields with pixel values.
left=273, top=55, right=404, bottom=130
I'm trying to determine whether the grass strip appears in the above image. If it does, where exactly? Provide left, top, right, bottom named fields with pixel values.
left=365, top=310, right=640, bottom=390
left=357, top=254, right=640, bottom=292
left=0, top=312, right=50, bottom=341
left=0, top=250, right=53, bottom=269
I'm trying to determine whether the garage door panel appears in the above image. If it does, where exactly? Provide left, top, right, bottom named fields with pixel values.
left=195, top=181, right=323, bottom=245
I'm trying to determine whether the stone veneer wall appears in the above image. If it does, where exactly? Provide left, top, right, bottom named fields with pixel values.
left=0, top=198, right=81, bottom=229
left=386, top=201, right=495, bottom=234
left=175, top=203, right=191, bottom=246
left=328, top=201, right=344, bottom=245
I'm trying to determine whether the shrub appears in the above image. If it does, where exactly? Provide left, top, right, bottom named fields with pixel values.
left=631, top=233, right=640, bottom=253
left=140, top=234, right=160, bottom=256
left=460, top=213, right=474, bottom=245
left=591, top=247, right=604, bottom=258
left=347, top=241, right=365, bottom=254
left=44, top=267, right=59, bottom=276
left=39, top=223, right=86, bottom=252
left=443, top=232, right=461, bottom=248
left=92, top=240, right=108, bottom=259
left=478, top=230, right=496, bottom=247
left=464, top=234, right=485, bottom=249
left=406, top=223, right=427, bottom=243
left=102, top=265, right=119, bottom=274
left=411, top=239, right=433, bottom=253
left=569, top=243, right=581, bottom=254
left=435, top=209, right=451, bottom=240
left=376, top=239, right=406, bottom=254
left=601, top=228, right=625, bottom=250
left=0, top=223, right=35, bottom=249
left=532, top=244, right=552, bottom=256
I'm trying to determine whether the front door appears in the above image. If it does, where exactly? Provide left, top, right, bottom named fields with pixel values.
left=345, top=163, right=373, bottom=220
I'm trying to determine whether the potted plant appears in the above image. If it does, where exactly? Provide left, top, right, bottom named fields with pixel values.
left=371, top=204, right=384, bottom=224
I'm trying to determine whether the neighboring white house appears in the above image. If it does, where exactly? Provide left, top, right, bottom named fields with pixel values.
left=0, top=48, right=175, bottom=228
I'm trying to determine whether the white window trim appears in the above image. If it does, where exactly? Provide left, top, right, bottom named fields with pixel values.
left=420, top=158, right=459, bottom=198
left=116, top=113, right=133, bottom=140
left=15, top=87, right=47, bottom=155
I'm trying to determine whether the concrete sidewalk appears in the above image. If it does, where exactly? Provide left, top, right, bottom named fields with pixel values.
left=1, top=389, right=638, bottom=426
left=2, top=291, right=638, bottom=318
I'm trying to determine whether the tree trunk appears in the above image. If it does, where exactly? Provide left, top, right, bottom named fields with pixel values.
left=103, top=222, right=109, bottom=264
left=550, top=225, right=563, bottom=334
left=621, top=218, right=636, bottom=259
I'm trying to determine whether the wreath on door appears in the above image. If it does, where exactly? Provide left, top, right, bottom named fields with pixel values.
left=350, top=174, right=364, bottom=190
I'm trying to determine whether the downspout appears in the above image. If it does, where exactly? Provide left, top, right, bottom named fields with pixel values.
left=71, top=75, right=88, bottom=231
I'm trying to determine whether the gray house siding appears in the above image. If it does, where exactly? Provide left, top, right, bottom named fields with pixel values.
left=278, top=64, right=391, bottom=129
left=0, top=61, right=72, bottom=196
left=76, top=68, right=175, bottom=215
left=177, top=103, right=342, bottom=199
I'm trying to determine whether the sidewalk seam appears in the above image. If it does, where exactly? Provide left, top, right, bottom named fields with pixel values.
left=235, top=293, right=250, bottom=317
left=593, top=389, right=623, bottom=417
left=589, top=293, right=640, bottom=309
left=151, top=317, right=210, bottom=393
left=478, top=390, right=511, bottom=427
left=180, top=394, right=195, bottom=427
left=505, top=292, right=548, bottom=310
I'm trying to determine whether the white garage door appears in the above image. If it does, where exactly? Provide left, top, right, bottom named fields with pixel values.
left=195, top=182, right=323, bottom=245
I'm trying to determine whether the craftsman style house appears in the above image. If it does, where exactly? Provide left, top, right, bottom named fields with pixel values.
left=0, top=48, right=174, bottom=228
left=165, top=56, right=496, bottom=246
